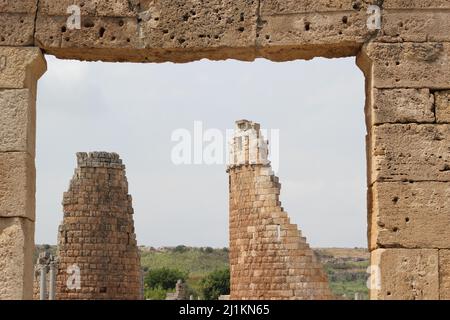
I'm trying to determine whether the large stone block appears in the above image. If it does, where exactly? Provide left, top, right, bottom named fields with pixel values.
left=370, top=249, right=438, bottom=300
left=260, top=0, right=360, bottom=14
left=369, top=182, right=450, bottom=250
left=436, top=90, right=450, bottom=124
left=0, top=0, right=37, bottom=12
left=0, top=89, right=35, bottom=155
left=377, top=11, right=450, bottom=42
left=0, top=13, right=35, bottom=46
left=35, top=0, right=258, bottom=62
left=38, top=0, right=139, bottom=17
left=0, top=217, right=34, bottom=300
left=357, top=43, right=450, bottom=89
left=0, top=152, right=35, bottom=220
left=370, top=124, right=450, bottom=183
left=0, top=47, right=46, bottom=92
left=383, top=1, right=450, bottom=9
left=370, top=88, right=434, bottom=125
left=257, top=1, right=372, bottom=60
left=257, top=11, right=369, bottom=60
left=439, top=250, right=450, bottom=299
left=0, top=0, right=37, bottom=46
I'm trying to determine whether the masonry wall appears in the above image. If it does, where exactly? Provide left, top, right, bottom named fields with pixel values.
left=358, top=41, right=450, bottom=300
left=228, top=121, right=332, bottom=299
left=55, top=152, right=141, bottom=300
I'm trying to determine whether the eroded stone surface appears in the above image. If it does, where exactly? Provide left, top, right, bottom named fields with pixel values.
left=260, top=0, right=363, bottom=14
left=257, top=10, right=369, bottom=61
left=35, top=0, right=258, bottom=62
left=369, top=182, right=450, bottom=250
left=0, top=14, right=35, bottom=46
left=0, top=89, right=35, bottom=155
left=0, top=217, right=34, bottom=300
left=0, top=0, right=36, bottom=46
left=358, top=43, right=450, bottom=89
left=370, top=88, right=435, bottom=125
left=370, top=124, right=450, bottom=183
left=439, top=250, right=450, bottom=299
left=0, top=152, right=35, bottom=220
left=0, top=0, right=37, bottom=12
left=436, top=90, right=450, bottom=123
left=0, top=47, right=46, bottom=92
left=377, top=11, right=450, bottom=43
left=383, top=0, right=450, bottom=9
left=370, top=249, right=438, bottom=300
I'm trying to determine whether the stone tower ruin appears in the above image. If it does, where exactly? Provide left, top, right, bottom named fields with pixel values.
left=227, top=120, right=333, bottom=300
left=55, top=152, right=141, bottom=300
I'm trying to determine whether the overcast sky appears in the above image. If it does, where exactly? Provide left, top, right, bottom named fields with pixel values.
left=35, top=55, right=366, bottom=248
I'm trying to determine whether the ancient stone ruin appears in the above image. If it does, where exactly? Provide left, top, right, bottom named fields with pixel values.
left=1, top=0, right=450, bottom=300
left=33, top=251, right=57, bottom=300
left=166, top=279, right=189, bottom=300
left=55, top=152, right=142, bottom=300
left=228, top=120, right=333, bottom=300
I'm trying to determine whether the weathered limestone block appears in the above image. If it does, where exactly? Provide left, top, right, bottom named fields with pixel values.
left=369, top=182, right=450, bottom=250
left=439, top=250, right=450, bottom=299
left=436, top=91, right=450, bottom=123
left=0, top=152, right=35, bottom=220
left=0, top=0, right=37, bottom=46
left=0, top=217, right=34, bottom=300
left=0, top=89, right=35, bottom=155
left=35, top=0, right=258, bottom=62
left=38, top=0, right=140, bottom=17
left=370, top=88, right=434, bottom=125
left=358, top=43, right=450, bottom=89
left=370, top=249, right=439, bottom=300
left=0, top=14, right=36, bottom=47
left=0, top=47, right=46, bottom=93
left=260, top=0, right=362, bottom=14
left=35, top=15, right=140, bottom=53
left=383, top=1, right=450, bottom=9
left=257, top=0, right=372, bottom=61
left=378, top=11, right=450, bottom=42
left=370, top=124, right=450, bottom=183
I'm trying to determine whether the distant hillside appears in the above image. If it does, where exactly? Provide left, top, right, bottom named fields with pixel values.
left=140, top=245, right=229, bottom=275
left=315, top=248, right=369, bottom=300
left=35, top=245, right=369, bottom=299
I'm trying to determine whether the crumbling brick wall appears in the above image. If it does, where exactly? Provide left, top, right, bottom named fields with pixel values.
left=55, top=152, right=141, bottom=300
left=228, top=120, right=333, bottom=300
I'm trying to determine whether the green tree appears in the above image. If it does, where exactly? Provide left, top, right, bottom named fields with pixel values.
left=174, top=245, right=188, bottom=253
left=200, top=268, right=230, bottom=300
left=204, top=247, right=214, bottom=253
left=145, top=267, right=188, bottom=290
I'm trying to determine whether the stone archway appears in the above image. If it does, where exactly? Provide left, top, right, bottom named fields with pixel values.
left=1, top=0, right=450, bottom=299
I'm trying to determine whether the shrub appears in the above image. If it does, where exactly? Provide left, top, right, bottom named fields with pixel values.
left=145, top=267, right=188, bottom=291
left=200, top=268, right=230, bottom=300
left=144, top=286, right=167, bottom=300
